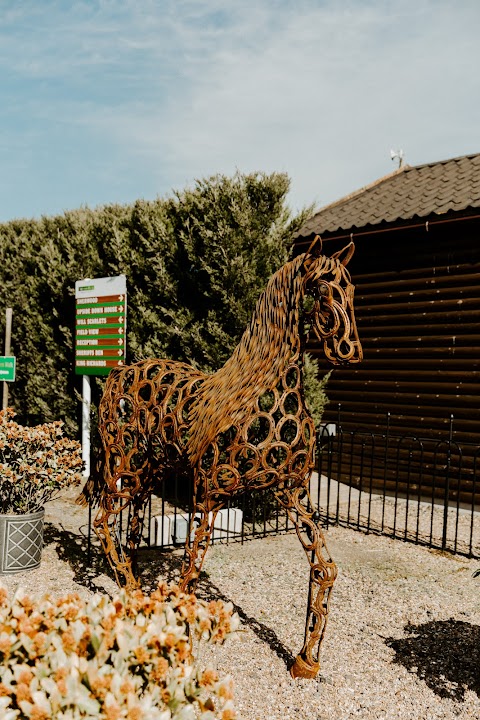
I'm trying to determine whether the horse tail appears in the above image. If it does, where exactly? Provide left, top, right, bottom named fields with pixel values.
left=75, top=477, right=93, bottom=507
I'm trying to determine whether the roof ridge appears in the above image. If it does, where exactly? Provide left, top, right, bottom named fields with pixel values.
left=316, top=152, right=480, bottom=218
left=316, top=165, right=409, bottom=216
left=297, top=151, right=480, bottom=238
left=410, top=151, right=480, bottom=172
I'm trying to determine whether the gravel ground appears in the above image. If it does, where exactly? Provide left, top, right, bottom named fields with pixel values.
left=1, top=486, right=479, bottom=720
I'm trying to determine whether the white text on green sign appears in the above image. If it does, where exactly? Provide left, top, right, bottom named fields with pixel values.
left=74, top=276, right=127, bottom=376
left=0, top=356, right=16, bottom=382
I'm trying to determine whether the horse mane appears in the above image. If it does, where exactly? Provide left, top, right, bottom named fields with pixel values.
left=186, top=252, right=327, bottom=466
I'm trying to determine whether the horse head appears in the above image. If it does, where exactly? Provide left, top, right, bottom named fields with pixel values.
left=302, top=235, right=363, bottom=365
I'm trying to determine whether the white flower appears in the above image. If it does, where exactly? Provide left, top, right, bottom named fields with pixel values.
left=0, top=696, right=18, bottom=720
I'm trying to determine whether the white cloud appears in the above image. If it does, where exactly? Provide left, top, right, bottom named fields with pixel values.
left=1, top=0, right=480, bottom=219
left=134, top=0, right=480, bottom=209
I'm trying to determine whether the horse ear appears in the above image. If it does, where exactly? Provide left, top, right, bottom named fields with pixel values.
left=332, top=241, right=355, bottom=267
left=305, top=235, right=323, bottom=258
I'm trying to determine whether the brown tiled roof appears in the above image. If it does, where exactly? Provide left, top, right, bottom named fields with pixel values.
left=297, top=153, right=480, bottom=237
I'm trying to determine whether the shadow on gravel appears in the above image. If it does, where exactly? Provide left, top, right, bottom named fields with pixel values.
left=43, top=522, right=117, bottom=592
left=44, top=529, right=296, bottom=671
left=386, top=619, right=480, bottom=701
left=139, top=548, right=296, bottom=671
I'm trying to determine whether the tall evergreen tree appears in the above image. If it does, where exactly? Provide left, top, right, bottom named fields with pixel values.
left=0, top=171, right=328, bottom=434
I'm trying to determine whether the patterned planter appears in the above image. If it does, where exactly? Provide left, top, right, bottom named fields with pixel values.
left=0, top=508, right=45, bottom=574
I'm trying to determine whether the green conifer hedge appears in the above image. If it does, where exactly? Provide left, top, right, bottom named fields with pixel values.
left=0, top=171, right=328, bottom=436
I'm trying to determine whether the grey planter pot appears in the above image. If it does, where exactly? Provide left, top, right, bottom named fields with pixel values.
left=0, top=508, right=45, bottom=574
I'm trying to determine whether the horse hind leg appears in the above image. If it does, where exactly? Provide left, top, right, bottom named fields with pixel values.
left=94, top=439, right=153, bottom=590
left=274, top=482, right=337, bottom=679
left=94, top=486, right=140, bottom=590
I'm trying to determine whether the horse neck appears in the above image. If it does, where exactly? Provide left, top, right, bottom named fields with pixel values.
left=187, top=255, right=308, bottom=466
left=219, top=254, right=306, bottom=388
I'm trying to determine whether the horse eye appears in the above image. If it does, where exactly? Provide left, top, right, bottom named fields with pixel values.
left=318, top=283, right=329, bottom=296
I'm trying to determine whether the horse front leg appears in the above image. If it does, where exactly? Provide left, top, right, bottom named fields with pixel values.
left=179, top=498, right=223, bottom=595
left=274, top=482, right=337, bottom=679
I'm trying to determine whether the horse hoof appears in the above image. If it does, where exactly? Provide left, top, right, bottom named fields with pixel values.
left=290, top=656, right=319, bottom=679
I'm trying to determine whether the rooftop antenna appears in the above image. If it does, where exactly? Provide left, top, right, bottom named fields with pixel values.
left=390, top=148, right=404, bottom=168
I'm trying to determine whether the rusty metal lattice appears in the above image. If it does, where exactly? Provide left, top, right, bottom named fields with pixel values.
left=82, top=236, right=363, bottom=679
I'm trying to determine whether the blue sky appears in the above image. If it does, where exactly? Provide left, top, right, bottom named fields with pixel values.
left=1, top=0, right=479, bottom=222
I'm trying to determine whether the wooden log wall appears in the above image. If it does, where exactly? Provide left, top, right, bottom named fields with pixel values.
left=298, top=216, right=480, bottom=504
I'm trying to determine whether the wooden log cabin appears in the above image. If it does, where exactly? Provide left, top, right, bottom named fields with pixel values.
left=294, top=153, right=480, bottom=505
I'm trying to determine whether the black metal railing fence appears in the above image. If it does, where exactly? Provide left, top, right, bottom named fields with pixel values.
left=87, top=410, right=480, bottom=561
left=314, top=410, right=480, bottom=559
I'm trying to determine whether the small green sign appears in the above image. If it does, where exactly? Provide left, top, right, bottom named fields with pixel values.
left=0, top=356, right=15, bottom=382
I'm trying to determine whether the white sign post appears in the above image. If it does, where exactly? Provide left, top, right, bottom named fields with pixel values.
left=82, top=375, right=91, bottom=478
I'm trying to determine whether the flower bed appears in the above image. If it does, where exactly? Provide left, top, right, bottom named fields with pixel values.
left=0, top=582, right=238, bottom=719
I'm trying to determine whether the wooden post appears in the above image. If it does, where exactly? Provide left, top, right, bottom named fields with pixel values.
left=2, top=308, right=12, bottom=411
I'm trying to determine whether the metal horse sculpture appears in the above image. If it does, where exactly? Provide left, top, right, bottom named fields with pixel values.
left=85, top=236, right=362, bottom=679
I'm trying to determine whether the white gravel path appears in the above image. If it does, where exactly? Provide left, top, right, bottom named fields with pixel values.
left=201, top=529, right=480, bottom=720
left=0, top=488, right=479, bottom=720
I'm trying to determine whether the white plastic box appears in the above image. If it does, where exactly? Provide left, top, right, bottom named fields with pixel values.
left=149, top=507, right=243, bottom=546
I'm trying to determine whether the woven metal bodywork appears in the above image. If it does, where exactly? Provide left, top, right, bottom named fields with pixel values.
left=91, top=237, right=363, bottom=678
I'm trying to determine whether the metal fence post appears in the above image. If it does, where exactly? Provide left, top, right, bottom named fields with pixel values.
left=441, top=414, right=454, bottom=551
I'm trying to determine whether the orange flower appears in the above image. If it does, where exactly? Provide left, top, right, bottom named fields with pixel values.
left=200, top=618, right=211, bottom=633
left=18, top=618, right=36, bottom=637
left=133, top=646, right=149, bottom=664
left=18, top=669, right=34, bottom=685
left=105, top=703, right=122, bottom=720
left=218, top=681, right=234, bottom=700
left=185, top=604, right=197, bottom=625
left=176, top=640, right=190, bottom=662
left=120, top=679, right=135, bottom=695
left=54, top=667, right=68, bottom=695
left=199, top=668, right=218, bottom=688
left=78, top=628, right=92, bottom=657
left=164, top=633, right=177, bottom=651
left=222, top=708, right=236, bottom=720
left=64, top=605, right=79, bottom=622
left=30, top=705, right=49, bottom=720
left=101, top=615, right=115, bottom=632
left=61, top=629, right=77, bottom=652
left=0, top=635, right=12, bottom=654
left=126, top=706, right=143, bottom=720
left=32, top=631, right=48, bottom=655
left=91, top=675, right=111, bottom=700
left=15, top=682, right=31, bottom=703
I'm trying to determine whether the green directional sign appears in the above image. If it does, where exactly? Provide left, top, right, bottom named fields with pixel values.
left=74, top=275, right=127, bottom=376
left=0, top=356, right=15, bottom=382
